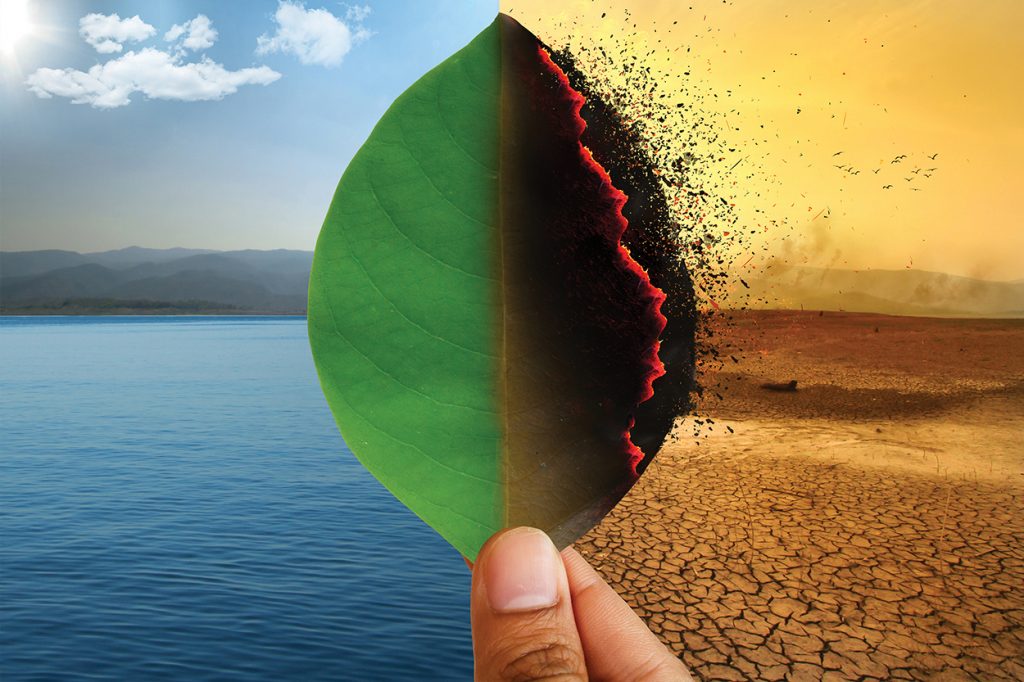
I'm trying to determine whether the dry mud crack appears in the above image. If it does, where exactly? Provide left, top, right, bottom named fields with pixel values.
left=579, top=311, right=1024, bottom=680
left=579, top=447, right=1024, bottom=680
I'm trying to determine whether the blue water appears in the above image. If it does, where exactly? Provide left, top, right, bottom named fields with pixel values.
left=0, top=316, right=473, bottom=681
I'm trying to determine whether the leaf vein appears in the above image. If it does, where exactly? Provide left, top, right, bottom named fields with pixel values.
left=314, top=267, right=500, bottom=486
left=361, top=168, right=498, bottom=284
left=336, top=187, right=495, bottom=360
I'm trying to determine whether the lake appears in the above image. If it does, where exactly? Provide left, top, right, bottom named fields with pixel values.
left=0, top=316, right=473, bottom=681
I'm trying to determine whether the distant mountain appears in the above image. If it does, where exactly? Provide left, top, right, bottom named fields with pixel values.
left=729, top=265, right=1024, bottom=318
left=3, top=263, right=133, bottom=301
left=1, top=248, right=312, bottom=314
left=0, top=250, right=90, bottom=278
left=86, top=246, right=219, bottom=268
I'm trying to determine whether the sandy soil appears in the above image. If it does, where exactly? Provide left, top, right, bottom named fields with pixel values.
left=580, top=310, right=1024, bottom=680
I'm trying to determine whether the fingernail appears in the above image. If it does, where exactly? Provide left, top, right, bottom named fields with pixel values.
left=483, top=528, right=560, bottom=613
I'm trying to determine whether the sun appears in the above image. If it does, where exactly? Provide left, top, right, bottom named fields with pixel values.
left=0, top=0, right=33, bottom=54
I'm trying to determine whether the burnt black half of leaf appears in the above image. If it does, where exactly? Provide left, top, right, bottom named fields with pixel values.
left=497, top=15, right=696, bottom=544
left=547, top=46, right=699, bottom=473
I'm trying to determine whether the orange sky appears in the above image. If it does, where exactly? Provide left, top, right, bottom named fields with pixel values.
left=504, top=0, right=1024, bottom=281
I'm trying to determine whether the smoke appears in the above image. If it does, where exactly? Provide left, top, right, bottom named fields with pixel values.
left=771, top=216, right=844, bottom=271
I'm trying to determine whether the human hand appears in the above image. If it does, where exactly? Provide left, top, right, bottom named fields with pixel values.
left=470, top=527, right=694, bottom=681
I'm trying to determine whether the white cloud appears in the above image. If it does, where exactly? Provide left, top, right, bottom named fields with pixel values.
left=26, top=48, right=280, bottom=109
left=165, top=14, right=218, bottom=51
left=79, top=13, right=156, bottom=54
left=256, top=1, right=369, bottom=67
left=345, top=5, right=372, bottom=23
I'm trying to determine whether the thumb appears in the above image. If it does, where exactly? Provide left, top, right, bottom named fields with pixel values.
left=471, top=527, right=587, bottom=681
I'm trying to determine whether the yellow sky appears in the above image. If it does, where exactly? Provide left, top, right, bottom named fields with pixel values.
left=503, top=0, right=1024, bottom=281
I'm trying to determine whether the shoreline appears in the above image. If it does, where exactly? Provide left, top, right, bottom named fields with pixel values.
left=0, top=312, right=307, bottom=318
left=2, top=307, right=1022, bottom=320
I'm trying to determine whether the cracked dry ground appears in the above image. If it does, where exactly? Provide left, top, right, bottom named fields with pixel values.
left=578, top=311, right=1024, bottom=680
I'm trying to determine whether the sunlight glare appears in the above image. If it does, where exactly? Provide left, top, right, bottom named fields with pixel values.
left=0, top=0, right=32, bottom=54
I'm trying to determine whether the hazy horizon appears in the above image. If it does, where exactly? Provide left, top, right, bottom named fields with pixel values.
left=2, top=244, right=1021, bottom=285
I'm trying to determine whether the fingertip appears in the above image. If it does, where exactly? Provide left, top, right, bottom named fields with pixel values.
left=481, top=528, right=560, bottom=613
left=561, top=545, right=606, bottom=597
left=470, top=528, right=586, bottom=681
left=561, top=548, right=695, bottom=681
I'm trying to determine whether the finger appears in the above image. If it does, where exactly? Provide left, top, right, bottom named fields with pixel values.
left=561, top=547, right=694, bottom=681
left=471, top=527, right=587, bottom=681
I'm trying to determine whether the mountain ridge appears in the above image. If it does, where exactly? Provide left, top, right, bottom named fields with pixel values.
left=1, top=248, right=312, bottom=314
left=726, top=263, right=1024, bottom=318
left=1, top=249, right=1020, bottom=317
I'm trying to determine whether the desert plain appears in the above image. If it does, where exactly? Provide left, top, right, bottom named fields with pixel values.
left=579, top=310, right=1024, bottom=680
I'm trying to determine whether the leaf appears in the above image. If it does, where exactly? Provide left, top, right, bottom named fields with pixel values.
left=308, top=14, right=695, bottom=560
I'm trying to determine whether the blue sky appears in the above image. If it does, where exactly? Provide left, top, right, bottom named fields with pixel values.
left=0, top=0, right=497, bottom=252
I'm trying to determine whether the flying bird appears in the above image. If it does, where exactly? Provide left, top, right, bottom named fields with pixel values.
left=882, top=184, right=893, bottom=189
left=833, top=151, right=844, bottom=156
left=872, top=168, right=881, bottom=174
left=891, top=155, right=907, bottom=164
left=928, top=153, right=939, bottom=160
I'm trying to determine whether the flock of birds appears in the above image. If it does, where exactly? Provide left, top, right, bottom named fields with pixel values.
left=832, top=151, right=939, bottom=191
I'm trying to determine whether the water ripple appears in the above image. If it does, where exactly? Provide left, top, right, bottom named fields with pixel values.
left=0, top=316, right=473, bottom=680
